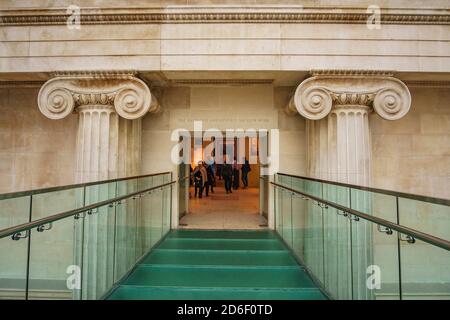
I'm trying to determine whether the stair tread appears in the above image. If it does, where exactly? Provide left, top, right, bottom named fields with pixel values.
left=158, top=238, right=286, bottom=251
left=143, top=249, right=298, bottom=266
left=123, top=265, right=317, bottom=288
left=168, top=229, right=277, bottom=240
left=108, top=285, right=327, bottom=300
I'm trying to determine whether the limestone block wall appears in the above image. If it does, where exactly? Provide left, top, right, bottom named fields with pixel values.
left=371, top=86, right=450, bottom=199
left=275, top=86, right=307, bottom=176
left=0, top=87, right=77, bottom=193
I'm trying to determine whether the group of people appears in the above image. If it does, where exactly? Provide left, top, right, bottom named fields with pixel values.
left=191, top=158, right=251, bottom=198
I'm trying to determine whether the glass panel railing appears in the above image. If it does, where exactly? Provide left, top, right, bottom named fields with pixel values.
left=0, top=172, right=174, bottom=300
left=352, top=188, right=398, bottom=223
left=139, top=176, right=154, bottom=258
left=150, top=176, right=164, bottom=248
left=273, top=173, right=450, bottom=300
left=398, top=197, right=450, bottom=299
left=400, top=238, right=450, bottom=300
left=114, top=179, right=137, bottom=283
left=349, top=216, right=401, bottom=300
left=178, top=165, right=189, bottom=219
left=0, top=195, right=31, bottom=299
left=0, top=196, right=31, bottom=229
left=323, top=198, right=351, bottom=299
left=31, top=187, right=85, bottom=220
left=0, top=232, right=29, bottom=299
left=291, top=179, right=306, bottom=262
left=350, top=188, right=400, bottom=300
left=301, top=178, right=325, bottom=285
left=398, top=198, right=450, bottom=242
left=279, top=175, right=293, bottom=248
left=259, top=175, right=269, bottom=220
left=162, top=173, right=172, bottom=235
left=274, top=175, right=282, bottom=236
left=82, top=202, right=116, bottom=300
left=29, top=217, right=81, bottom=300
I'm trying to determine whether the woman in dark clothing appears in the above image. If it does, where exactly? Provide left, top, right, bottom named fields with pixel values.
left=204, top=162, right=215, bottom=196
left=192, top=161, right=207, bottom=198
left=222, top=162, right=233, bottom=194
left=241, top=159, right=251, bottom=188
left=232, top=159, right=240, bottom=190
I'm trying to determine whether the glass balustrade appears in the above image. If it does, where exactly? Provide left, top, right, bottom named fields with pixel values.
left=273, top=173, right=450, bottom=300
left=1, top=170, right=448, bottom=301
left=0, top=172, right=173, bottom=300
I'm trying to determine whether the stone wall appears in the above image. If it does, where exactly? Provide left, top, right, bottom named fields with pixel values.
left=371, top=86, right=450, bottom=199
left=0, top=87, right=77, bottom=193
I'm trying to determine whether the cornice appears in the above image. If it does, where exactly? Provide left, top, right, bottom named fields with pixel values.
left=51, top=70, right=137, bottom=79
left=0, top=7, right=449, bottom=26
left=310, top=70, right=395, bottom=77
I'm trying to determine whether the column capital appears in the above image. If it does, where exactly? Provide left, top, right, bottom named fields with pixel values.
left=37, top=71, right=159, bottom=120
left=287, top=70, right=411, bottom=121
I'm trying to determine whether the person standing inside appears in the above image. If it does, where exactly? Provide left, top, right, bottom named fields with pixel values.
left=192, top=161, right=207, bottom=198
left=222, top=159, right=233, bottom=194
left=206, top=156, right=216, bottom=188
left=204, top=161, right=215, bottom=196
left=232, top=158, right=241, bottom=190
left=241, top=158, right=251, bottom=188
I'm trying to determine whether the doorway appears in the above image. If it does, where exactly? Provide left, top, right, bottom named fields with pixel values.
left=179, top=134, right=267, bottom=229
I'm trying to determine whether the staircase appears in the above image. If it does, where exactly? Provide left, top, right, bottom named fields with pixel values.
left=108, top=229, right=327, bottom=300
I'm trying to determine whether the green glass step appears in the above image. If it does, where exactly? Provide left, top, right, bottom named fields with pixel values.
left=158, top=238, right=285, bottom=251
left=108, top=285, right=327, bottom=300
left=142, top=249, right=298, bottom=266
left=106, top=229, right=327, bottom=300
left=123, top=265, right=317, bottom=288
left=168, top=229, right=277, bottom=240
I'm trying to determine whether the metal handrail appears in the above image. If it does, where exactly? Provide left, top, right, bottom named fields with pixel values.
left=0, top=171, right=171, bottom=201
left=270, top=182, right=450, bottom=252
left=277, top=173, right=450, bottom=207
left=0, top=180, right=176, bottom=240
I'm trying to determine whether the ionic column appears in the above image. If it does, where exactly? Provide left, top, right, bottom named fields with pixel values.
left=38, top=71, right=159, bottom=299
left=38, top=71, right=159, bottom=182
left=287, top=70, right=411, bottom=184
left=287, top=70, right=411, bottom=299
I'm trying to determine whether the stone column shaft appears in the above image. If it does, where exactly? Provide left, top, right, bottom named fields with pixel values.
left=76, top=105, right=119, bottom=182
left=308, top=105, right=371, bottom=185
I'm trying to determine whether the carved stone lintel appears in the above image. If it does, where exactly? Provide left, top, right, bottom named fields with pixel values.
left=38, top=72, right=159, bottom=120
left=287, top=71, right=411, bottom=121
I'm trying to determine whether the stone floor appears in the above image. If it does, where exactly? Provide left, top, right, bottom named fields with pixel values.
left=179, top=182, right=267, bottom=230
